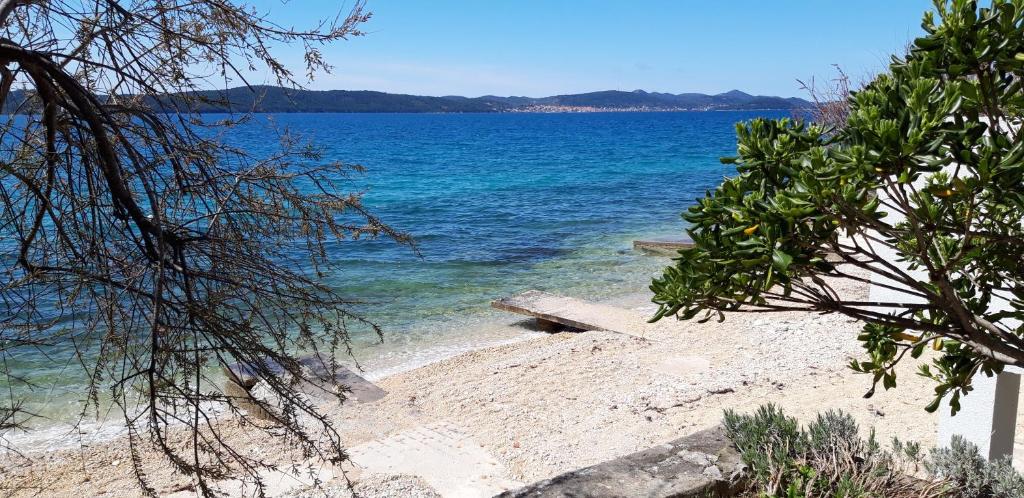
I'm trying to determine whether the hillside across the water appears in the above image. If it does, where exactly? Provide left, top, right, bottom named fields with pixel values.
left=3, top=86, right=812, bottom=114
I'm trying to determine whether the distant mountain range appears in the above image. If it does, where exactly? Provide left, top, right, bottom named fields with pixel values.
left=4, top=86, right=812, bottom=114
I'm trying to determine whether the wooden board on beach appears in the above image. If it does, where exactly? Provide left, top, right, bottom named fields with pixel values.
left=632, top=239, right=694, bottom=255
left=491, top=290, right=647, bottom=338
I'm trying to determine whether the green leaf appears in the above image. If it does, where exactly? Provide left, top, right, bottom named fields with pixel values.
left=771, top=249, right=794, bottom=272
left=649, top=0, right=1024, bottom=416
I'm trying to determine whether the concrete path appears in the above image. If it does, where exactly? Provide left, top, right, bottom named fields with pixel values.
left=348, top=423, right=522, bottom=497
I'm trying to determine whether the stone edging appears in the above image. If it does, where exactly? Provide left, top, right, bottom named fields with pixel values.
left=497, top=425, right=746, bottom=497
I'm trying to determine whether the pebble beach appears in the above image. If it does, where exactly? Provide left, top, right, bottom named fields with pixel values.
left=5, top=269, right=1020, bottom=497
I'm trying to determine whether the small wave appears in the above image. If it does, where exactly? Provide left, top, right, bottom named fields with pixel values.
left=3, top=418, right=129, bottom=454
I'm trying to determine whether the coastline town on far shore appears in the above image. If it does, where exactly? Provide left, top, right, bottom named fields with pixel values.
left=507, top=104, right=799, bottom=113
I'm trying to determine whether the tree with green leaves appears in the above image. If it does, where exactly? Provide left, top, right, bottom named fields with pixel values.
left=651, top=0, right=1024, bottom=414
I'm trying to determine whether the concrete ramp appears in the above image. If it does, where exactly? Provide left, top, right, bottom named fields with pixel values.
left=224, top=354, right=386, bottom=405
left=298, top=354, right=387, bottom=403
left=347, top=423, right=521, bottom=498
left=491, top=290, right=648, bottom=338
left=222, top=354, right=386, bottom=423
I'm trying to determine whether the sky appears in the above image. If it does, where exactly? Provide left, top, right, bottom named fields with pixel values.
left=247, top=1, right=936, bottom=98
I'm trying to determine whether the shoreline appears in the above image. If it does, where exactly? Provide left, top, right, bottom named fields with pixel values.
left=0, top=228, right=674, bottom=446
left=5, top=268, right=1023, bottom=496
left=0, top=317, right=544, bottom=455
left=0, top=285, right=648, bottom=454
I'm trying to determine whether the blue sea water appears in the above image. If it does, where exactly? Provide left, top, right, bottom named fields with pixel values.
left=6, top=110, right=789, bottom=430
left=260, top=111, right=789, bottom=369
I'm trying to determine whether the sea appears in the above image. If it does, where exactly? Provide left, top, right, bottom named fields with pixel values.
left=3, top=110, right=790, bottom=446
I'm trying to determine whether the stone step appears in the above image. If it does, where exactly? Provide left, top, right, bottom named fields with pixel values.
left=498, top=426, right=744, bottom=497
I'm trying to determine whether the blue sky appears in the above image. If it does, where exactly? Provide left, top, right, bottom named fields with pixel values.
left=251, top=1, right=935, bottom=98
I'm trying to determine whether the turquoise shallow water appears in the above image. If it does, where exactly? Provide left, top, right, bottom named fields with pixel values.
left=4, top=110, right=789, bottom=430
left=304, top=112, right=785, bottom=313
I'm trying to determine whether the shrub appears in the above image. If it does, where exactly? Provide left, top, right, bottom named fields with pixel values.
left=724, top=405, right=1024, bottom=497
left=652, top=0, right=1024, bottom=414
left=928, top=436, right=1024, bottom=497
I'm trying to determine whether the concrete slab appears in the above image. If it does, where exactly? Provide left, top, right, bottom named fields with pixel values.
left=499, top=426, right=744, bottom=497
left=347, top=423, right=521, bottom=498
left=223, top=354, right=386, bottom=417
left=491, top=290, right=649, bottom=339
left=225, top=358, right=288, bottom=389
left=632, top=239, right=695, bottom=255
left=298, top=354, right=387, bottom=403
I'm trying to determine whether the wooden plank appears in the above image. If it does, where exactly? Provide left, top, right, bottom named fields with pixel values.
left=491, top=290, right=645, bottom=337
left=633, top=239, right=694, bottom=255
